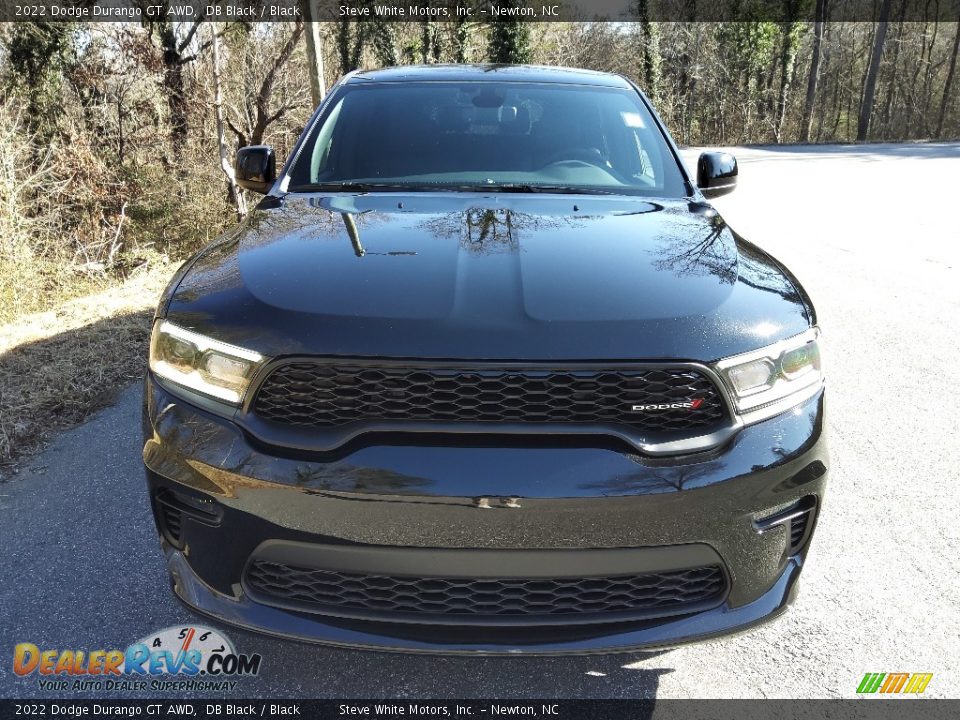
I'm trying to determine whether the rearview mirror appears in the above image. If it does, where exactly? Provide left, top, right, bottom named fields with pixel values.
left=235, top=145, right=276, bottom=194
left=697, top=152, right=738, bottom=199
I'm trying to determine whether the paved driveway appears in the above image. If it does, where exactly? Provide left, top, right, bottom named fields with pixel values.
left=2, top=143, right=958, bottom=699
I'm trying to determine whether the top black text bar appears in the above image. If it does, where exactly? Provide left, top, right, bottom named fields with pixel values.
left=1, top=0, right=959, bottom=23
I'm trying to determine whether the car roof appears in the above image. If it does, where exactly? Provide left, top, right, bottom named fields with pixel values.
left=345, top=64, right=634, bottom=89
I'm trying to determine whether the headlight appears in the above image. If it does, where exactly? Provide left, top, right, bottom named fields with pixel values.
left=149, top=321, right=265, bottom=404
left=714, top=328, right=823, bottom=424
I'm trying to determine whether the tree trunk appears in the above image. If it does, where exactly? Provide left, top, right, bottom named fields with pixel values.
left=336, top=21, right=363, bottom=75
left=828, top=25, right=845, bottom=139
left=685, top=24, right=702, bottom=144
left=421, top=20, right=431, bottom=63
left=636, top=1, right=662, bottom=102
left=250, top=22, right=304, bottom=146
left=857, top=0, right=892, bottom=142
left=211, top=24, right=246, bottom=220
left=937, top=18, right=960, bottom=137
left=921, top=20, right=940, bottom=136
left=881, top=3, right=906, bottom=139
left=453, top=19, right=469, bottom=63
left=150, top=8, right=209, bottom=153
left=369, top=22, right=397, bottom=66
left=800, top=0, right=827, bottom=143
left=337, top=21, right=350, bottom=75
left=302, top=8, right=326, bottom=108
left=487, top=0, right=531, bottom=64
left=116, top=88, right=125, bottom=165
left=774, top=21, right=801, bottom=142
left=158, top=22, right=188, bottom=149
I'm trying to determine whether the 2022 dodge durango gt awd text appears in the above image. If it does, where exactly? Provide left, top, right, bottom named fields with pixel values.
left=142, top=65, right=827, bottom=653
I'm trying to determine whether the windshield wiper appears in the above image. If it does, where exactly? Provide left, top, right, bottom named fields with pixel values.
left=289, top=182, right=426, bottom=193
left=290, top=181, right=624, bottom=196
left=461, top=183, right=620, bottom=195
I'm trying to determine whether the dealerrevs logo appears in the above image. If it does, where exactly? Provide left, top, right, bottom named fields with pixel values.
left=13, top=625, right=262, bottom=692
left=632, top=398, right=704, bottom=411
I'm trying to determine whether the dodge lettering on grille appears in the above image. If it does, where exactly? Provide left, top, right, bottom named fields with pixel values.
left=632, top=398, right=705, bottom=412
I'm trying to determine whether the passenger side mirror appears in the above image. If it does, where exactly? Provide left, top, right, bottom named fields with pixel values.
left=235, top=145, right=276, bottom=194
left=697, top=152, right=738, bottom=199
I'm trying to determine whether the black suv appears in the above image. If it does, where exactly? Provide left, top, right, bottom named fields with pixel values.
left=143, top=65, right=826, bottom=653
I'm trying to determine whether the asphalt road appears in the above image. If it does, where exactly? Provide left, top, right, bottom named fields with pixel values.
left=2, top=143, right=958, bottom=700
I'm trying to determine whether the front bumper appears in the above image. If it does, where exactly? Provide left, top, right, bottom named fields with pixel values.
left=142, top=374, right=828, bottom=654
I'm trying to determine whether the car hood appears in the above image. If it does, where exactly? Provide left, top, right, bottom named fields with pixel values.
left=164, top=193, right=812, bottom=361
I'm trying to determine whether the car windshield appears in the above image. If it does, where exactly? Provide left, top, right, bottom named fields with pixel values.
left=286, top=81, right=688, bottom=197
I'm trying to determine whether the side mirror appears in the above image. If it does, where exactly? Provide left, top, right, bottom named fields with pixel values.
left=235, top=145, right=276, bottom=194
left=697, top=152, right=738, bottom=199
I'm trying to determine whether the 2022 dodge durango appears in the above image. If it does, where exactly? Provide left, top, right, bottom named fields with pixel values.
left=143, top=65, right=827, bottom=653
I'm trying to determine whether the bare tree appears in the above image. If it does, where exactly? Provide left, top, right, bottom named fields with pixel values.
left=880, top=1, right=907, bottom=138
left=210, top=24, right=246, bottom=220
left=858, top=0, right=893, bottom=142
left=336, top=20, right=365, bottom=75
left=800, top=0, right=827, bottom=142
left=302, top=11, right=327, bottom=108
left=937, top=17, right=960, bottom=137
left=144, top=5, right=213, bottom=150
left=226, top=22, right=306, bottom=147
left=636, top=0, right=662, bottom=102
left=452, top=17, right=470, bottom=62
left=774, top=5, right=804, bottom=142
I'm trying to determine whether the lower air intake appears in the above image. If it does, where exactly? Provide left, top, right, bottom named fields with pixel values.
left=245, top=561, right=727, bottom=624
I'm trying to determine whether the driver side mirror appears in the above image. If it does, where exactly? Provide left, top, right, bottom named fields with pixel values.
left=697, top=152, right=738, bottom=199
left=235, top=145, right=276, bottom=194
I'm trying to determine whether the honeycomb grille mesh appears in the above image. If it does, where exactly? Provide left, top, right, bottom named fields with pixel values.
left=252, top=362, right=727, bottom=432
left=245, top=562, right=726, bottom=619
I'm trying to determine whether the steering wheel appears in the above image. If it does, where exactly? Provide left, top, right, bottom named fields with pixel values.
left=540, top=147, right=610, bottom=169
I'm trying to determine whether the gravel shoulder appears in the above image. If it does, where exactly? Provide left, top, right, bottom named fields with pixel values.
left=0, top=265, right=171, bottom=477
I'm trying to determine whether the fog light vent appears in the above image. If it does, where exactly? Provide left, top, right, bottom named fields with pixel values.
left=154, top=489, right=222, bottom=549
left=789, top=510, right=811, bottom=551
left=155, top=491, right=185, bottom=548
left=754, top=495, right=817, bottom=555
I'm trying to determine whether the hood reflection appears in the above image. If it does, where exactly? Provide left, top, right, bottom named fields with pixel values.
left=166, top=193, right=813, bottom=361
left=341, top=212, right=417, bottom=258
left=653, top=211, right=737, bottom=284
left=418, top=208, right=587, bottom=254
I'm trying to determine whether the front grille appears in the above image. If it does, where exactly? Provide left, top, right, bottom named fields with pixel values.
left=252, top=362, right=727, bottom=433
left=245, top=561, right=726, bottom=621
